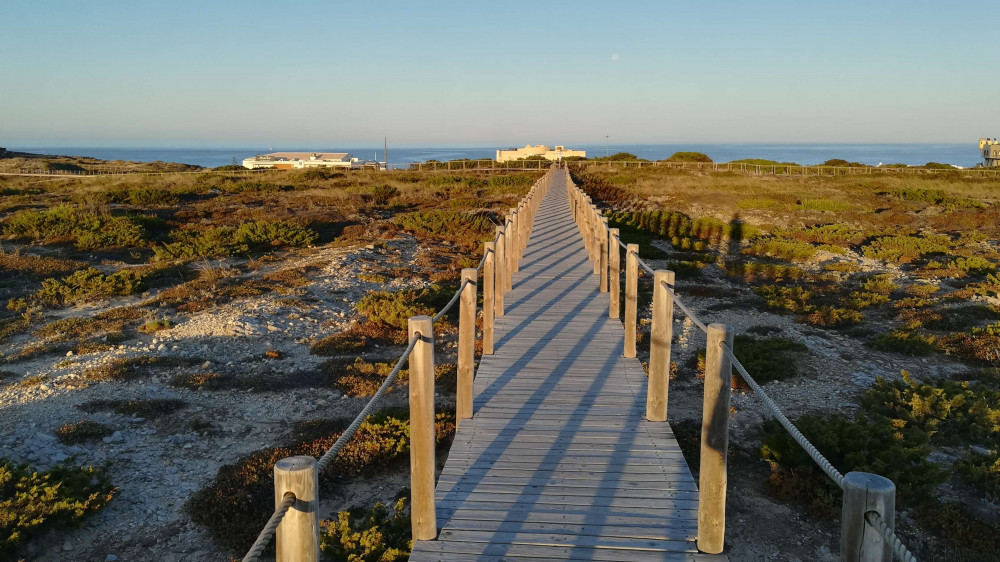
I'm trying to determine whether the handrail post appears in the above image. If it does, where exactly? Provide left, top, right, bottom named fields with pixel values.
left=504, top=216, right=514, bottom=292
left=511, top=209, right=520, bottom=273
left=483, top=242, right=495, bottom=354
left=457, top=269, right=476, bottom=422
left=647, top=270, right=675, bottom=422
left=698, top=323, right=733, bottom=554
left=495, top=226, right=506, bottom=317
left=624, top=244, right=639, bottom=358
left=841, top=472, right=895, bottom=562
left=408, top=315, right=437, bottom=540
left=588, top=205, right=603, bottom=275
left=609, top=228, right=620, bottom=319
left=274, top=456, right=319, bottom=562
left=599, top=217, right=609, bottom=292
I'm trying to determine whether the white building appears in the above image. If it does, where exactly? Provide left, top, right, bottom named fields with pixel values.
left=242, top=152, right=358, bottom=170
left=981, top=138, right=1000, bottom=167
left=496, top=144, right=586, bottom=163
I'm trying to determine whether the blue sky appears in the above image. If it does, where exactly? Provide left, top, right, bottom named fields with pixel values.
left=1, top=0, right=996, bottom=147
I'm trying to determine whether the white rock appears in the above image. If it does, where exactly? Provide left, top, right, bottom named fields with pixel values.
left=66, top=350, right=74, bottom=357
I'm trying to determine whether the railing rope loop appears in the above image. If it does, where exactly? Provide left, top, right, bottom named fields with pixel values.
left=242, top=492, right=297, bottom=562
left=865, top=511, right=917, bottom=562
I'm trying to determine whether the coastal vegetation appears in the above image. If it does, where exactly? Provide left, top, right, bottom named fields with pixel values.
left=570, top=160, right=1000, bottom=560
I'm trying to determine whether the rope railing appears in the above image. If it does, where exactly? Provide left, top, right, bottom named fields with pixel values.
left=722, top=342, right=846, bottom=488
left=242, top=493, right=297, bottom=562
left=239, top=168, right=556, bottom=561
left=866, top=511, right=917, bottom=562
left=566, top=167, right=915, bottom=561
left=432, top=279, right=472, bottom=324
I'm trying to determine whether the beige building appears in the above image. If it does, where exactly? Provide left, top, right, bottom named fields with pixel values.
left=496, top=144, right=586, bottom=163
left=981, top=138, right=1000, bottom=167
left=242, top=152, right=358, bottom=170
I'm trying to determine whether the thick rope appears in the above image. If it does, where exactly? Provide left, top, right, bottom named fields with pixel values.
left=242, top=492, right=296, bottom=562
left=315, top=333, right=420, bottom=473
left=723, top=342, right=846, bottom=488
left=658, top=280, right=709, bottom=334
left=477, top=249, right=490, bottom=272
left=432, top=278, right=472, bottom=323
left=865, top=511, right=918, bottom=562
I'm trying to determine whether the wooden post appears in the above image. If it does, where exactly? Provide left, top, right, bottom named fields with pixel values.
left=841, top=472, right=895, bottom=562
left=609, top=228, right=620, bottom=319
left=647, top=270, right=675, bottom=422
left=504, top=217, right=514, bottom=292
left=624, top=244, right=639, bottom=358
left=698, top=323, right=733, bottom=555
left=511, top=210, right=520, bottom=273
left=483, top=242, right=495, bottom=354
left=457, top=269, right=476, bottom=422
left=408, top=315, right=436, bottom=540
left=588, top=205, right=604, bottom=275
left=495, top=227, right=505, bottom=317
left=274, top=456, right=319, bottom=562
left=599, top=218, right=609, bottom=292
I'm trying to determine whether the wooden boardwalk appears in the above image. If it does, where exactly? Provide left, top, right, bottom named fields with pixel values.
left=410, top=173, right=727, bottom=561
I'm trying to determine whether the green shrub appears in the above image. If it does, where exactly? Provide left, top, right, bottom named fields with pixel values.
left=730, top=335, right=808, bottom=385
left=321, top=498, right=411, bottom=561
left=754, top=285, right=813, bottom=314
left=218, top=180, right=292, bottom=194
left=0, top=460, right=115, bottom=559
left=371, top=185, right=399, bottom=206
left=55, top=420, right=113, bottom=445
left=2, top=206, right=148, bottom=250
left=137, top=318, right=172, bottom=333
left=31, top=267, right=147, bottom=308
left=802, top=306, right=863, bottom=328
left=955, top=450, right=999, bottom=499
left=879, top=188, right=983, bottom=209
left=154, top=220, right=317, bottom=260
left=870, top=330, right=937, bottom=356
left=798, top=199, right=852, bottom=212
left=862, top=372, right=1000, bottom=449
left=759, top=414, right=944, bottom=511
left=862, top=235, right=949, bottom=264
left=914, top=501, right=1000, bottom=560
left=743, top=237, right=817, bottom=262
left=393, top=211, right=494, bottom=246
left=724, top=262, right=807, bottom=283
left=97, top=187, right=178, bottom=206
left=323, top=357, right=408, bottom=397
left=187, top=409, right=456, bottom=553
left=81, top=356, right=200, bottom=382
left=356, top=286, right=454, bottom=329
left=665, top=152, right=712, bottom=163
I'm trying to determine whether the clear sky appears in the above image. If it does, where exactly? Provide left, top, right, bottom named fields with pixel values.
left=1, top=0, right=996, bottom=147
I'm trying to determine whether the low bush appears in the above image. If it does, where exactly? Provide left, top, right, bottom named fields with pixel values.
left=137, top=318, right=172, bottom=333
left=862, top=235, right=949, bottom=264
left=798, top=199, right=852, bottom=212
left=29, top=267, right=147, bottom=308
left=0, top=460, right=115, bottom=559
left=879, top=188, right=983, bottom=210
left=97, top=186, right=178, bottom=206
left=356, top=286, right=455, bottom=329
left=55, top=420, right=113, bottom=444
left=371, top=185, right=400, bottom=206
left=759, top=414, right=944, bottom=512
left=665, top=151, right=712, bottom=163
left=754, top=285, right=813, bottom=314
left=724, top=261, right=807, bottom=283
left=154, top=220, right=317, bottom=260
left=862, top=372, right=1000, bottom=450
left=187, top=408, right=456, bottom=553
left=78, top=398, right=187, bottom=418
left=803, top=306, right=864, bottom=328
left=393, top=211, right=494, bottom=247
left=869, top=329, right=937, bottom=356
left=2, top=206, right=148, bottom=250
left=321, top=498, right=411, bottom=561
left=323, top=357, right=408, bottom=397
left=955, top=450, right=999, bottom=499
left=730, top=335, right=808, bottom=385
left=914, top=501, right=1000, bottom=561
left=743, top=237, right=817, bottom=262
left=81, top=356, right=200, bottom=382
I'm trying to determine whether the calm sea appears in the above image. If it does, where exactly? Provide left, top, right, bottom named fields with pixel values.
left=8, top=143, right=982, bottom=169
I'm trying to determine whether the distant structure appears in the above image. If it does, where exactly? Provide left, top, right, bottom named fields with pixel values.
left=242, top=152, right=358, bottom=170
left=496, top=144, right=586, bottom=163
left=981, top=138, right=1000, bottom=167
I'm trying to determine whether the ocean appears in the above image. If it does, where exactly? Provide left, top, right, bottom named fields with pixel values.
left=7, top=143, right=982, bottom=169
